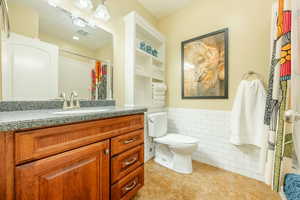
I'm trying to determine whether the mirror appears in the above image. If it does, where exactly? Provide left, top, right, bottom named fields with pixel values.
left=1, top=0, right=113, bottom=101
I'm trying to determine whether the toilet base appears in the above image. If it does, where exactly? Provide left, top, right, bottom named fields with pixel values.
left=154, top=143, right=194, bottom=174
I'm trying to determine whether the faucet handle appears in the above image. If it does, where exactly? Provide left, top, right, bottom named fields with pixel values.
left=71, top=91, right=78, bottom=97
left=60, top=92, right=69, bottom=109
left=60, top=92, right=67, bottom=100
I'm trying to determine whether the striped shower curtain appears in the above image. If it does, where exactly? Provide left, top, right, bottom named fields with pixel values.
left=264, top=0, right=295, bottom=192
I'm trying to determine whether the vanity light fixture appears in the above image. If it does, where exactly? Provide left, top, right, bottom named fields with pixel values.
left=74, top=0, right=93, bottom=10
left=72, top=17, right=86, bottom=28
left=73, top=36, right=80, bottom=40
left=94, top=0, right=111, bottom=21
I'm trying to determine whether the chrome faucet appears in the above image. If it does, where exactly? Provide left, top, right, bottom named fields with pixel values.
left=60, top=91, right=80, bottom=109
left=70, top=91, right=80, bottom=109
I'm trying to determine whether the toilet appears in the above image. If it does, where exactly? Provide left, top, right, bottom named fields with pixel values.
left=148, top=112, right=198, bottom=174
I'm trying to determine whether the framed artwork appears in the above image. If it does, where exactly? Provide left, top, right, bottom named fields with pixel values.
left=181, top=28, right=229, bottom=99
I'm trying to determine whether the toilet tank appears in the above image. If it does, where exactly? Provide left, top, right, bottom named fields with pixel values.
left=148, top=112, right=168, bottom=137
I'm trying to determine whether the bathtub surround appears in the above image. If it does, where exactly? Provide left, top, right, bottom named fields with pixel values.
left=167, top=108, right=265, bottom=181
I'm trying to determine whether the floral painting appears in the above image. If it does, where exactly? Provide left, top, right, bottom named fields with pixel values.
left=181, top=28, right=229, bottom=99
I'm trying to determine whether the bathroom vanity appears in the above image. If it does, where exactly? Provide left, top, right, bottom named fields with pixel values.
left=0, top=106, right=146, bottom=200
left=0, top=0, right=147, bottom=199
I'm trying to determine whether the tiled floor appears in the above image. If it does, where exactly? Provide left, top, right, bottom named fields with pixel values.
left=133, top=160, right=281, bottom=200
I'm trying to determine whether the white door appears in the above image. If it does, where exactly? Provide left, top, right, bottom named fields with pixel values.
left=286, top=0, right=300, bottom=166
left=1, top=33, right=59, bottom=100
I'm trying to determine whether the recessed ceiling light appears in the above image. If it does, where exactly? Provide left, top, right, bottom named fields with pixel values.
left=74, top=0, right=93, bottom=10
left=72, top=17, right=86, bottom=28
left=73, top=36, right=80, bottom=40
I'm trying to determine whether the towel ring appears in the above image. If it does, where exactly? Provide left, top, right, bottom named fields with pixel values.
left=241, top=70, right=267, bottom=89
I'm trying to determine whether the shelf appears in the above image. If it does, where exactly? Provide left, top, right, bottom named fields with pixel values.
left=136, top=22, right=164, bottom=46
left=135, top=65, right=164, bottom=81
left=136, top=48, right=164, bottom=64
left=135, top=70, right=151, bottom=78
left=124, top=12, right=166, bottom=108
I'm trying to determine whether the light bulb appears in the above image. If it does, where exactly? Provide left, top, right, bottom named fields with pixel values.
left=74, top=0, right=93, bottom=10
left=48, top=0, right=61, bottom=7
left=94, top=4, right=111, bottom=21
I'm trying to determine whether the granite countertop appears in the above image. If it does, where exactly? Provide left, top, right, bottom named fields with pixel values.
left=0, top=106, right=147, bottom=132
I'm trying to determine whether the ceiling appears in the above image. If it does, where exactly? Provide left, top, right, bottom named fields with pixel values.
left=138, top=0, right=193, bottom=19
left=12, top=0, right=112, bottom=51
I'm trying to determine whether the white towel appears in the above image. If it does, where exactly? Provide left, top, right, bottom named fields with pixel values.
left=153, top=91, right=165, bottom=96
left=152, top=83, right=167, bottom=91
left=153, top=95, right=165, bottom=100
left=153, top=100, right=165, bottom=107
left=230, top=80, right=267, bottom=148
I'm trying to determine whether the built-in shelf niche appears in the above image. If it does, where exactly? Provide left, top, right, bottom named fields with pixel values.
left=124, top=12, right=166, bottom=109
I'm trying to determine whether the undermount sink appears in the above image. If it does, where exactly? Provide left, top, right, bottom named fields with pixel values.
left=52, top=109, right=110, bottom=115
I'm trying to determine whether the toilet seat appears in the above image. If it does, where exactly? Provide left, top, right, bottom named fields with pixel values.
left=154, top=133, right=199, bottom=145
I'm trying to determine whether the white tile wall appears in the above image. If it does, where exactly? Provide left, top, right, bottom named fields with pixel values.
left=167, top=108, right=265, bottom=181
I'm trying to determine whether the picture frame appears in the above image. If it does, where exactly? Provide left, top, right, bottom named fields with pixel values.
left=181, top=28, right=229, bottom=99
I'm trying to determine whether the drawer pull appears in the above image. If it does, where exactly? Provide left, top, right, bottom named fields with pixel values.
left=124, top=157, right=138, bottom=167
left=103, top=149, right=110, bottom=155
left=123, top=138, right=137, bottom=144
left=124, top=180, right=137, bottom=191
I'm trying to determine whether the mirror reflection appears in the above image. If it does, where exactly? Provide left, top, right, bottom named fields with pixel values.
left=1, top=0, right=113, bottom=101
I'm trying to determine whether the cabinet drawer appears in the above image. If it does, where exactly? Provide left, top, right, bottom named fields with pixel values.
left=15, top=114, right=144, bottom=164
left=111, top=166, right=144, bottom=200
left=111, top=145, right=144, bottom=183
left=111, top=130, right=144, bottom=156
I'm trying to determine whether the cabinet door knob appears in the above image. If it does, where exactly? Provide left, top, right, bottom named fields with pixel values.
left=103, top=149, right=110, bottom=155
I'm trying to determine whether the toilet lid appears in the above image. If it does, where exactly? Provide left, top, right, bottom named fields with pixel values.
left=154, top=134, right=199, bottom=145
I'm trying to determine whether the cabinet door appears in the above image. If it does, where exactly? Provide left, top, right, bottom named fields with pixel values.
left=15, top=141, right=110, bottom=200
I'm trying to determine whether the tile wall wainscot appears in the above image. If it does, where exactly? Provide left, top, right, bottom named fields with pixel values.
left=167, top=108, right=264, bottom=181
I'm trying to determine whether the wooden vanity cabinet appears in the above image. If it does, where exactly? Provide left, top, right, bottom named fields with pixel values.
left=16, top=141, right=110, bottom=200
left=0, top=114, right=145, bottom=200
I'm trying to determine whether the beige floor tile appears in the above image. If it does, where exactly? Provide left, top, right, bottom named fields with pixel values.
left=133, top=160, right=281, bottom=200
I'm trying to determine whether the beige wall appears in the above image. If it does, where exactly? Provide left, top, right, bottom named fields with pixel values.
left=95, top=43, right=113, bottom=63
left=8, top=1, right=39, bottom=38
left=39, top=32, right=98, bottom=62
left=158, top=0, right=273, bottom=110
